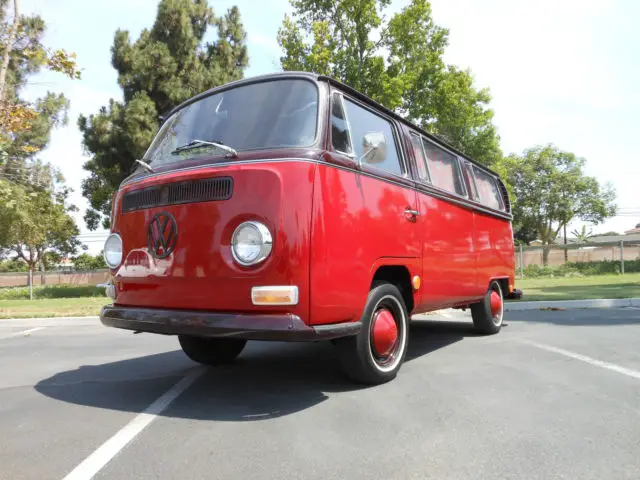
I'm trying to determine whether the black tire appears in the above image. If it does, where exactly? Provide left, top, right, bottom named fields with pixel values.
left=178, top=336, right=247, bottom=365
left=471, top=280, right=504, bottom=335
left=335, top=282, right=409, bottom=385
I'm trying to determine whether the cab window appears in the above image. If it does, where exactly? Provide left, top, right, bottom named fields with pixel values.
left=342, top=98, right=403, bottom=177
left=421, top=138, right=466, bottom=196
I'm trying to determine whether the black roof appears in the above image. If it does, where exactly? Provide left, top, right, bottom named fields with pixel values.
left=161, top=71, right=500, bottom=178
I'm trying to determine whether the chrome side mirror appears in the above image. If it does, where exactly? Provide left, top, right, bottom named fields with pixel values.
left=360, top=131, right=387, bottom=165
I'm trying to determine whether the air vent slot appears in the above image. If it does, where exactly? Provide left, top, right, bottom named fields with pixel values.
left=121, top=177, right=233, bottom=213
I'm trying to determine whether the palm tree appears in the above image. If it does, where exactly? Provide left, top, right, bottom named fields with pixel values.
left=571, top=225, right=593, bottom=245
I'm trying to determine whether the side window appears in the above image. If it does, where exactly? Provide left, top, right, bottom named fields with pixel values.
left=421, top=138, right=466, bottom=196
left=472, top=166, right=504, bottom=210
left=331, top=93, right=353, bottom=155
left=342, top=98, right=403, bottom=176
left=410, top=133, right=430, bottom=181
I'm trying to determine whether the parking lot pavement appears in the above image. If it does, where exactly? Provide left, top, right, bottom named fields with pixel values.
left=1, top=308, right=639, bottom=480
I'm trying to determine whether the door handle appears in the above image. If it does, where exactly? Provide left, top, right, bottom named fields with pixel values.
left=404, top=208, right=420, bottom=221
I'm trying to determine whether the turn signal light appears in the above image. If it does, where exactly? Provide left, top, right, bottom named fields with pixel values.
left=251, top=286, right=299, bottom=306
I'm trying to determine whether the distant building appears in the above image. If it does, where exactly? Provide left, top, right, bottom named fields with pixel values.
left=625, top=223, right=640, bottom=235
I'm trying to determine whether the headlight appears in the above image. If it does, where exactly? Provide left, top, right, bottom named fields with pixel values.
left=103, top=233, right=123, bottom=269
left=231, top=221, right=273, bottom=266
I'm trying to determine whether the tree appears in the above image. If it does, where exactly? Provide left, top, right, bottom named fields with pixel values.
left=500, top=144, right=616, bottom=265
left=72, top=252, right=107, bottom=270
left=0, top=0, right=80, bottom=161
left=592, top=231, right=620, bottom=237
left=79, top=0, right=249, bottom=230
left=0, top=172, right=81, bottom=295
left=277, top=0, right=502, bottom=166
left=571, top=225, right=593, bottom=244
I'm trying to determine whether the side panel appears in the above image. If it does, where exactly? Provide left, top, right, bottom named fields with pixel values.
left=474, top=211, right=516, bottom=290
left=309, top=158, right=421, bottom=325
left=110, top=160, right=315, bottom=323
left=417, top=192, right=482, bottom=310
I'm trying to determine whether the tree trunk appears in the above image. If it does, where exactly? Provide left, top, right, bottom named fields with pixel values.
left=28, top=265, right=33, bottom=300
left=542, top=245, right=550, bottom=267
left=0, top=0, right=20, bottom=101
left=563, top=224, right=568, bottom=263
left=39, top=259, right=46, bottom=285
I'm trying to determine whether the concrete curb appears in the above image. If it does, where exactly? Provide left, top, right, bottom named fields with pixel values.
left=505, top=298, right=640, bottom=311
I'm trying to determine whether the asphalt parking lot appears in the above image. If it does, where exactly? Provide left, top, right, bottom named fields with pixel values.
left=1, top=307, right=640, bottom=480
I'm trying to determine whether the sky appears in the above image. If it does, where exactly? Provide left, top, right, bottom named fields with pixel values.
left=20, top=0, right=640, bottom=254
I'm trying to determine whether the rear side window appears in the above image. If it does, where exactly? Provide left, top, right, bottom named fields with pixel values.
left=342, top=98, right=403, bottom=177
left=473, top=166, right=504, bottom=210
left=331, top=94, right=353, bottom=155
left=410, top=133, right=429, bottom=181
left=421, top=139, right=466, bottom=196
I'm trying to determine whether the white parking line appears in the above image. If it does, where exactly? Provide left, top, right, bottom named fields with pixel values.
left=0, top=327, right=45, bottom=340
left=62, top=368, right=206, bottom=480
left=518, top=339, right=640, bottom=381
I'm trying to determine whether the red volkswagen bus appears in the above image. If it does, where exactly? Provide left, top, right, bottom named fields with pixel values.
left=100, top=72, right=517, bottom=384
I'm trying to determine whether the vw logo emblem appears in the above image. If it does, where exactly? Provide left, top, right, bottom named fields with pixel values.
left=147, top=212, right=178, bottom=259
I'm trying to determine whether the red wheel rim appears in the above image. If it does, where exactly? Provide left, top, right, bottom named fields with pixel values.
left=371, top=308, right=398, bottom=357
left=490, top=290, right=502, bottom=318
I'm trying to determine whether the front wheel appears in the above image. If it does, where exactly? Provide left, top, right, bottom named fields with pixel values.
left=471, top=281, right=504, bottom=335
left=178, top=336, right=247, bottom=365
left=335, top=282, right=409, bottom=385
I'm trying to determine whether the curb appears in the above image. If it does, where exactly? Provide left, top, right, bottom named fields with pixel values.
left=504, top=298, right=640, bottom=311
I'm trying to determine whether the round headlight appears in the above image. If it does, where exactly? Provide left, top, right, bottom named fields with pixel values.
left=103, top=233, right=123, bottom=269
left=231, top=221, right=273, bottom=266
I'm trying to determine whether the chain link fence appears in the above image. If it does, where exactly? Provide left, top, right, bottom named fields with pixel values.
left=515, top=240, right=640, bottom=278
left=0, top=269, right=110, bottom=288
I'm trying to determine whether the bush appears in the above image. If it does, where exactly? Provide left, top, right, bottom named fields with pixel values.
left=0, top=285, right=105, bottom=300
left=522, top=258, right=640, bottom=278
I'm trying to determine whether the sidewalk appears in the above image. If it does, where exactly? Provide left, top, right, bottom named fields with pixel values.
left=504, top=298, right=640, bottom=311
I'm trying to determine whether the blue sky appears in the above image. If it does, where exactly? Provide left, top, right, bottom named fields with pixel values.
left=21, top=0, right=640, bottom=253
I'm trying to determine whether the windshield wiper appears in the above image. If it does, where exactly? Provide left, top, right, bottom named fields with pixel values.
left=134, top=158, right=154, bottom=173
left=171, top=139, right=238, bottom=158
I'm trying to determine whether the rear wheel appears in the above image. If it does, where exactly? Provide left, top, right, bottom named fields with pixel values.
left=335, top=282, right=409, bottom=384
left=471, top=280, right=504, bottom=335
left=178, top=336, right=247, bottom=365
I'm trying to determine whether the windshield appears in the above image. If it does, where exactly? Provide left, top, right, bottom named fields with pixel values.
left=143, top=79, right=319, bottom=168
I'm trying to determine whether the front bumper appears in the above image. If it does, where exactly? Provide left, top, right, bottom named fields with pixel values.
left=100, top=305, right=362, bottom=341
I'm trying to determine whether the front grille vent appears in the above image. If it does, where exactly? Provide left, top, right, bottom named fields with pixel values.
left=121, top=177, right=233, bottom=213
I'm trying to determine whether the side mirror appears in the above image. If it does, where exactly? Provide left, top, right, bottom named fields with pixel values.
left=360, top=131, right=387, bottom=165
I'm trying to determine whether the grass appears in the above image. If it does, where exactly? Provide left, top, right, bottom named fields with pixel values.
left=513, top=272, right=640, bottom=302
left=0, top=285, right=104, bottom=300
left=1, top=273, right=638, bottom=318
left=0, top=297, right=107, bottom=319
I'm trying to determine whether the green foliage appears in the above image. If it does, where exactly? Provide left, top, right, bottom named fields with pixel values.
left=277, top=0, right=502, bottom=166
left=0, top=258, right=27, bottom=272
left=522, top=259, right=640, bottom=278
left=72, top=252, right=107, bottom=270
left=0, top=0, right=78, bottom=157
left=80, top=0, right=249, bottom=229
left=498, top=144, right=617, bottom=258
left=0, top=284, right=104, bottom=300
left=0, top=177, right=81, bottom=271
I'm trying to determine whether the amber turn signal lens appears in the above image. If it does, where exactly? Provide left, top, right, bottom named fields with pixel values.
left=251, top=286, right=299, bottom=305
left=412, top=275, right=421, bottom=291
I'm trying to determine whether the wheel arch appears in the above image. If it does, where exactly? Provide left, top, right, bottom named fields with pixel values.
left=370, top=264, right=415, bottom=314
